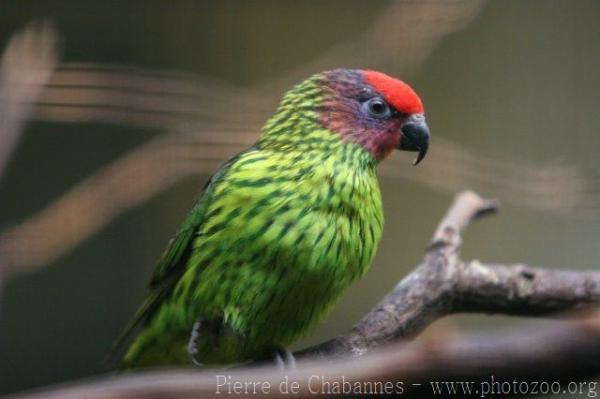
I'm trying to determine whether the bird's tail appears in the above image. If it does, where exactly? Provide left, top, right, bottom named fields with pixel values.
left=104, top=290, right=164, bottom=368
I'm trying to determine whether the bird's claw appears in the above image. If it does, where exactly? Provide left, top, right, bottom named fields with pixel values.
left=274, top=348, right=296, bottom=371
left=188, top=319, right=204, bottom=367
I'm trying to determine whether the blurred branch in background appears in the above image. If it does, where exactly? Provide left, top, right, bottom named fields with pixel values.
left=9, top=320, right=600, bottom=399
left=1, top=0, right=599, bottom=280
left=255, top=0, right=487, bottom=91
left=0, top=21, right=59, bottom=179
left=8, top=191, right=600, bottom=399
left=0, top=0, right=489, bottom=275
left=0, top=22, right=59, bottom=305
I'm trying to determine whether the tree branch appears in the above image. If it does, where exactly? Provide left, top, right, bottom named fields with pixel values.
left=7, top=0, right=598, bottom=276
left=0, top=21, right=59, bottom=308
left=8, top=190, right=600, bottom=398
left=454, top=262, right=600, bottom=315
left=10, top=318, right=600, bottom=399
left=303, top=191, right=598, bottom=358
left=0, top=21, right=59, bottom=179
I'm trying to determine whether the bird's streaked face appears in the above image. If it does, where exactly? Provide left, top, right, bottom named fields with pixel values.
left=319, top=69, right=430, bottom=163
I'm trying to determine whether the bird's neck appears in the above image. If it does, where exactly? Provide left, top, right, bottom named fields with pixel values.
left=258, top=75, right=378, bottom=171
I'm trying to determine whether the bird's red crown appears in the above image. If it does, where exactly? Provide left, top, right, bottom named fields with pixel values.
left=363, top=70, right=424, bottom=115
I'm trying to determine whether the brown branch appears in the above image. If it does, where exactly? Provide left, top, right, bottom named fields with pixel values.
left=0, top=1, right=496, bottom=275
left=8, top=191, right=600, bottom=399
left=0, top=132, right=242, bottom=275
left=0, top=21, right=59, bottom=179
left=4, top=1, right=599, bottom=275
left=0, top=21, right=59, bottom=307
left=8, top=319, right=600, bottom=399
left=302, top=192, right=599, bottom=358
left=2, top=125, right=597, bottom=275
left=454, top=262, right=600, bottom=315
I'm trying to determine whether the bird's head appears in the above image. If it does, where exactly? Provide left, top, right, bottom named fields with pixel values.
left=261, top=69, right=430, bottom=164
left=319, top=69, right=430, bottom=163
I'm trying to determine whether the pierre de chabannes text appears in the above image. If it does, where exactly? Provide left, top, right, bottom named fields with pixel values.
left=215, top=374, right=598, bottom=397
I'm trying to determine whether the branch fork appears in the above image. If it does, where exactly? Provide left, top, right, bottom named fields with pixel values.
left=9, top=191, right=600, bottom=399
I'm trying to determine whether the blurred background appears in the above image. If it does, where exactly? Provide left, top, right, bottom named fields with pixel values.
left=0, top=0, right=598, bottom=394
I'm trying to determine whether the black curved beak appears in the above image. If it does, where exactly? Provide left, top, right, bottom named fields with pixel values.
left=398, top=114, right=430, bottom=165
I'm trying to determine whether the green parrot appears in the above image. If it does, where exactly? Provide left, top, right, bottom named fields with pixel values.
left=114, top=69, right=430, bottom=368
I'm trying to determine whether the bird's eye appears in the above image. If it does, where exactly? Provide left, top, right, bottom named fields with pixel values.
left=364, top=97, right=391, bottom=118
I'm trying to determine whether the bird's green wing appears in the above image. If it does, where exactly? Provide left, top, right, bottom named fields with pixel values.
left=108, top=150, right=245, bottom=360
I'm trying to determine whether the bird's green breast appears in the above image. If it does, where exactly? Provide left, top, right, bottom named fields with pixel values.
left=149, top=141, right=384, bottom=363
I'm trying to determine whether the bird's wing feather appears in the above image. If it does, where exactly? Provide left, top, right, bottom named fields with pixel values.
left=107, top=148, right=248, bottom=361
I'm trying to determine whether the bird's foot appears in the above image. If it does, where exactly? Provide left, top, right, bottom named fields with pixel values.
left=188, top=319, right=205, bottom=367
left=273, top=347, right=296, bottom=371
